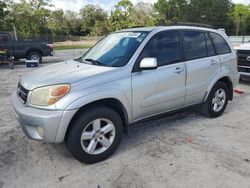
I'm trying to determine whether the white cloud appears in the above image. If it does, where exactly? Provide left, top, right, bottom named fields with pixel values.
left=232, top=0, right=250, bottom=5
left=48, top=0, right=86, bottom=12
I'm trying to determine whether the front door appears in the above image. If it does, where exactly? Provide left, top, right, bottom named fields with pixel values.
left=132, top=30, right=186, bottom=121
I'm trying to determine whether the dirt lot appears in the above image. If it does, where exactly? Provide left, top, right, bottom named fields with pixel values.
left=0, top=63, right=250, bottom=188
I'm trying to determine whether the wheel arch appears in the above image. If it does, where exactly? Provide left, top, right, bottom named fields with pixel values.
left=204, top=76, right=233, bottom=101
left=26, top=48, right=43, bottom=58
left=66, top=98, right=130, bottom=141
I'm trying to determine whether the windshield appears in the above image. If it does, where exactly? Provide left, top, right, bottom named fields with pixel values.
left=81, top=31, right=148, bottom=67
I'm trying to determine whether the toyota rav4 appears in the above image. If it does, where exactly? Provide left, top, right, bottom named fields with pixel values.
left=11, top=26, right=239, bottom=164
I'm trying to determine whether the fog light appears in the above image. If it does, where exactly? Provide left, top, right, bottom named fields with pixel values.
left=37, top=127, right=44, bottom=138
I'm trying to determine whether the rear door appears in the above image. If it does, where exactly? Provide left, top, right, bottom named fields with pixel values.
left=132, top=30, right=186, bottom=121
left=210, top=32, right=237, bottom=75
left=183, top=30, right=221, bottom=105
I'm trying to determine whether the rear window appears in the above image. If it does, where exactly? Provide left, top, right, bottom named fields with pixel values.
left=210, top=32, right=231, bottom=55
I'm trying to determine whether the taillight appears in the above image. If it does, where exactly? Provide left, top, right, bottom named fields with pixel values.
left=46, top=44, right=53, bottom=48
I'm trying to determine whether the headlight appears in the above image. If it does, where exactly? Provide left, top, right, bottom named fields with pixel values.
left=30, top=84, right=70, bottom=106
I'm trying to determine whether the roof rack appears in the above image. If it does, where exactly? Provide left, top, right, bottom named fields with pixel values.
left=129, top=26, right=146, bottom=29
left=172, top=22, right=215, bottom=29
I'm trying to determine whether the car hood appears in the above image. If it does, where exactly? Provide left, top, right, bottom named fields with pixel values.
left=234, top=43, right=250, bottom=50
left=20, top=60, right=117, bottom=90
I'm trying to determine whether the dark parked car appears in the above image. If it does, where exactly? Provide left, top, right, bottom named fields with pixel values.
left=0, top=32, right=54, bottom=63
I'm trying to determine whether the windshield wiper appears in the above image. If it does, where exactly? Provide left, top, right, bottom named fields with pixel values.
left=84, top=58, right=103, bottom=66
left=74, top=57, right=83, bottom=62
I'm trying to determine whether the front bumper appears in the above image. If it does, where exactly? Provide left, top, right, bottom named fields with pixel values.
left=11, top=93, right=77, bottom=143
left=239, top=71, right=250, bottom=78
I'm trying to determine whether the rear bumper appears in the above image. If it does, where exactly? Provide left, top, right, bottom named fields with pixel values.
left=11, top=93, right=77, bottom=143
left=42, top=48, right=54, bottom=57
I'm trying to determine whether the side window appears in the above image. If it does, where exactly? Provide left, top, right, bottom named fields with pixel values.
left=140, top=30, right=181, bottom=67
left=183, top=31, right=206, bottom=61
left=205, top=33, right=216, bottom=56
left=210, top=32, right=231, bottom=55
left=0, top=34, right=8, bottom=43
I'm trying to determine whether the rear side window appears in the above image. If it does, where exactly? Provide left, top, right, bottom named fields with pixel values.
left=139, top=30, right=181, bottom=67
left=205, top=33, right=216, bottom=56
left=210, top=32, right=231, bottom=55
left=183, top=31, right=206, bottom=61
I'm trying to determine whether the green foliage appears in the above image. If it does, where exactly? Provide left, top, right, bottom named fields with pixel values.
left=4, top=0, right=51, bottom=37
left=80, top=4, right=108, bottom=35
left=1, top=0, right=250, bottom=37
left=131, top=2, right=154, bottom=27
left=184, top=0, right=232, bottom=28
left=153, top=0, right=187, bottom=25
left=109, top=0, right=134, bottom=30
left=229, top=4, right=250, bottom=35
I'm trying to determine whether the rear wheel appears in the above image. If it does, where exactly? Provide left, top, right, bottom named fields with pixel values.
left=200, top=81, right=229, bottom=118
left=27, top=51, right=42, bottom=63
left=65, top=105, right=123, bottom=164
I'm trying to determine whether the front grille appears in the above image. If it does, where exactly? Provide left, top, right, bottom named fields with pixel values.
left=237, top=50, right=250, bottom=55
left=237, top=50, right=250, bottom=67
left=238, top=66, right=250, bottom=73
left=17, top=83, right=29, bottom=103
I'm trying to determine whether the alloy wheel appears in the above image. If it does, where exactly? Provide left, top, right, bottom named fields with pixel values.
left=80, top=118, right=116, bottom=155
left=212, top=88, right=226, bottom=112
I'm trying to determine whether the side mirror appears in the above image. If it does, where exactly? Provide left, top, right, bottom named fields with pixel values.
left=139, top=57, right=158, bottom=70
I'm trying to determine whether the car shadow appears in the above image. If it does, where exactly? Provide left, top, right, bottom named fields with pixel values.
left=50, top=108, right=202, bottom=162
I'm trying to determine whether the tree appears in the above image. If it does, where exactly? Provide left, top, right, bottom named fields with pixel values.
left=229, top=4, right=250, bottom=35
left=64, top=11, right=81, bottom=35
left=80, top=4, right=108, bottom=35
left=0, top=0, right=11, bottom=31
left=5, top=0, right=51, bottom=37
left=48, top=9, right=65, bottom=35
left=109, top=0, right=134, bottom=30
left=184, top=0, right=233, bottom=29
left=29, top=0, right=50, bottom=10
left=153, top=0, right=187, bottom=25
left=131, top=2, right=154, bottom=27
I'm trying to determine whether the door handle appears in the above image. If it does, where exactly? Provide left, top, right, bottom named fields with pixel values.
left=210, top=60, right=218, bottom=65
left=174, top=67, right=184, bottom=74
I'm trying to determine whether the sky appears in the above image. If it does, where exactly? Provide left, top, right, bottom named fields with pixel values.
left=15, top=0, right=250, bottom=12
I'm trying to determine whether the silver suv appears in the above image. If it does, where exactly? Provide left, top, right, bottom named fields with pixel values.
left=11, top=26, right=239, bottom=163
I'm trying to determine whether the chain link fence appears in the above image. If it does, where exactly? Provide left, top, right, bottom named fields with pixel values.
left=229, top=36, right=250, bottom=47
left=11, top=32, right=250, bottom=49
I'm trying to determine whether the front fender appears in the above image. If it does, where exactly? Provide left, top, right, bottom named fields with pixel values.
left=65, top=88, right=133, bottom=123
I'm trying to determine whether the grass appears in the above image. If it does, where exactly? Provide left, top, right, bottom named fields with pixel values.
left=54, top=44, right=93, bottom=50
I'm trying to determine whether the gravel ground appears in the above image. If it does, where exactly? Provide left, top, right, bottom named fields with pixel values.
left=0, top=61, right=250, bottom=188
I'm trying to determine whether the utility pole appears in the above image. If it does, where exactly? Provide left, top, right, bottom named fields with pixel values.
left=236, top=13, right=243, bottom=36
left=13, top=24, right=17, bottom=41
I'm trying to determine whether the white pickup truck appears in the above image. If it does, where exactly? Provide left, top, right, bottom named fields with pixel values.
left=235, top=43, right=250, bottom=78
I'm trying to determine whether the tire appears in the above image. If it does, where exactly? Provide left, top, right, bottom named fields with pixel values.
left=65, top=105, right=123, bottom=164
left=200, top=81, right=229, bottom=118
left=27, top=51, right=42, bottom=63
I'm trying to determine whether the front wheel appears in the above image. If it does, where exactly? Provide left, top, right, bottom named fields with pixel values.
left=200, top=81, right=229, bottom=118
left=65, top=105, right=123, bottom=164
